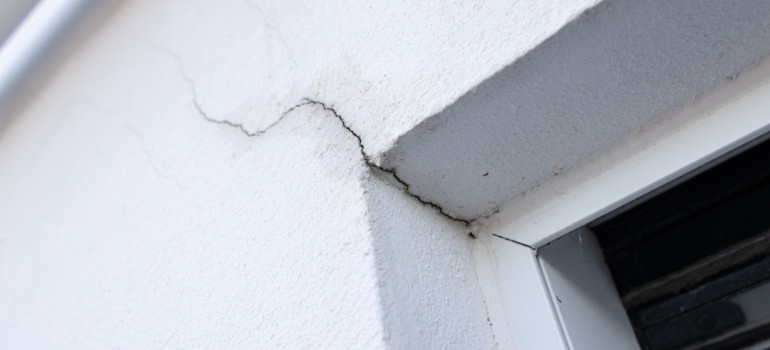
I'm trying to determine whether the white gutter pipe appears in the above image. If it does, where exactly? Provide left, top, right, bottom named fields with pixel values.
left=0, top=0, right=95, bottom=117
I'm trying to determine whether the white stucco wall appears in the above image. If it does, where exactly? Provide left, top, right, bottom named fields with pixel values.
left=5, top=0, right=766, bottom=347
left=365, top=173, right=495, bottom=349
left=106, top=0, right=600, bottom=160
left=5, top=0, right=767, bottom=347
left=0, top=0, right=603, bottom=347
left=0, top=38, right=389, bottom=347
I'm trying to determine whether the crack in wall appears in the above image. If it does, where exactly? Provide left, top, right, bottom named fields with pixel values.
left=241, top=0, right=277, bottom=31
left=203, top=95, right=474, bottom=226
left=140, top=40, right=474, bottom=225
left=124, top=124, right=185, bottom=190
left=301, top=99, right=472, bottom=226
left=492, top=233, right=536, bottom=251
left=141, top=39, right=270, bottom=138
left=145, top=40, right=542, bottom=246
left=240, top=0, right=293, bottom=55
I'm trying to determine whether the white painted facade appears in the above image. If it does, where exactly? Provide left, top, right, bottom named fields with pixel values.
left=0, top=0, right=769, bottom=348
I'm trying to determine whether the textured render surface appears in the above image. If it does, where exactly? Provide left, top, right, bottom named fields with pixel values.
left=0, top=37, right=386, bottom=347
left=109, top=0, right=600, bottom=160
left=383, top=0, right=770, bottom=220
left=488, top=56, right=770, bottom=247
left=365, top=173, right=494, bottom=349
left=0, top=0, right=506, bottom=347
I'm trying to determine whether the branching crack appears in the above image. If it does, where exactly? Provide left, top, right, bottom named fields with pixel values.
left=492, top=233, right=536, bottom=251
left=146, top=40, right=471, bottom=226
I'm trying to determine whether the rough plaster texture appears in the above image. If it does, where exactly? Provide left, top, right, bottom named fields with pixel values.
left=0, top=46, right=384, bottom=347
left=383, top=0, right=770, bottom=220
left=106, top=0, right=599, bottom=160
left=365, top=173, right=494, bottom=349
left=0, top=1, right=501, bottom=347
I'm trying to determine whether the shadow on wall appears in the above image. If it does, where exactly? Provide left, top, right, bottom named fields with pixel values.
left=381, top=0, right=770, bottom=221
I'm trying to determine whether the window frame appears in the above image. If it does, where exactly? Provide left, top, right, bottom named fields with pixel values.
left=479, top=57, right=770, bottom=349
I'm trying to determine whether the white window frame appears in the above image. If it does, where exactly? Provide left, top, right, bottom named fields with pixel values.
left=478, top=57, right=770, bottom=349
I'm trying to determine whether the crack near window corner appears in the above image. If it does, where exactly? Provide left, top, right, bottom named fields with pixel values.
left=301, top=98, right=473, bottom=226
left=140, top=38, right=472, bottom=226
left=491, top=233, right=536, bottom=251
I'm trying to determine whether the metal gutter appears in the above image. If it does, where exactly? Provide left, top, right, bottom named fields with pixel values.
left=0, top=0, right=96, bottom=118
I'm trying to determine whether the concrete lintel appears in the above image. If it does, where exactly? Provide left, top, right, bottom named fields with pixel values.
left=381, top=0, right=770, bottom=221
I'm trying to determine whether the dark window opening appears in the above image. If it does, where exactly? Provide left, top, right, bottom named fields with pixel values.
left=589, top=132, right=770, bottom=350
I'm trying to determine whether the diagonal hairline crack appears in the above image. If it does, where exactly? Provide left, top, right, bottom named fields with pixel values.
left=124, top=124, right=185, bottom=191
left=241, top=0, right=277, bottom=31
left=141, top=38, right=272, bottom=137
left=492, top=233, right=536, bottom=251
left=240, top=0, right=293, bottom=55
left=144, top=39, right=473, bottom=225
